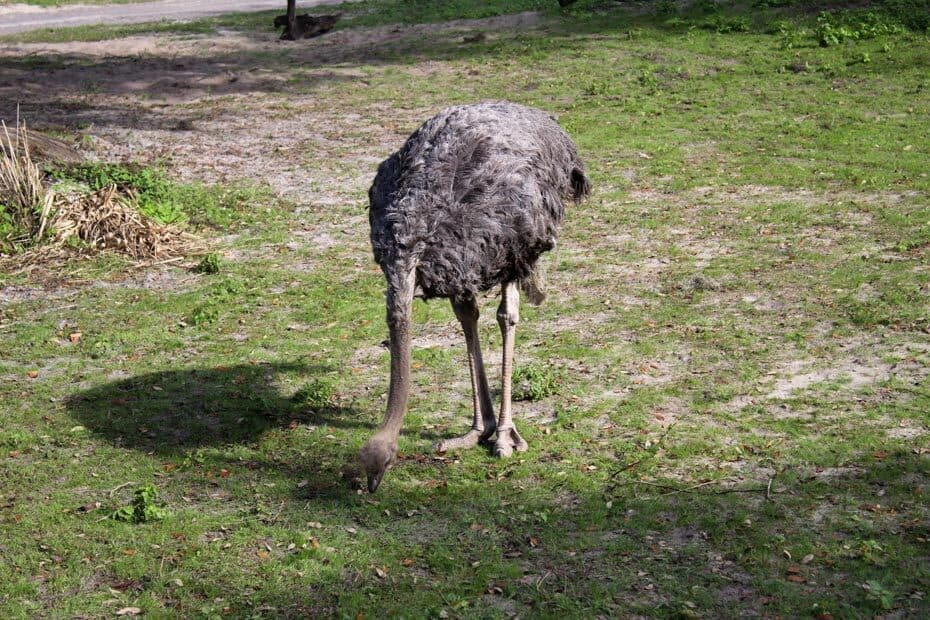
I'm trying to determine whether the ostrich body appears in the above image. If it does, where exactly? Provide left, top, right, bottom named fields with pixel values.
left=360, top=101, right=590, bottom=492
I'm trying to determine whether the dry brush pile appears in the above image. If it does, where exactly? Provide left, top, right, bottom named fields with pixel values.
left=0, top=123, right=200, bottom=269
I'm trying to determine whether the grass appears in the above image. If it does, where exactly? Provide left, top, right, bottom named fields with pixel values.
left=1, top=0, right=929, bottom=617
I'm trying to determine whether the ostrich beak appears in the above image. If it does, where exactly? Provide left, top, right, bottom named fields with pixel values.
left=367, top=471, right=383, bottom=493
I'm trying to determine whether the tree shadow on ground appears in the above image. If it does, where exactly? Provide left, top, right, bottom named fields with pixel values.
left=2, top=0, right=919, bottom=135
left=64, top=362, right=369, bottom=455
left=0, top=9, right=618, bottom=132
left=171, top=448, right=930, bottom=617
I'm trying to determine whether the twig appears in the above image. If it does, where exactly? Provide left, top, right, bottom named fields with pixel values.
left=607, top=423, right=677, bottom=482
left=607, top=478, right=777, bottom=498
left=108, top=481, right=137, bottom=497
left=608, top=457, right=647, bottom=480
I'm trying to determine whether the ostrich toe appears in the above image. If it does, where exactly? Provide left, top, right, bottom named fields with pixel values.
left=436, top=426, right=495, bottom=453
left=493, top=426, right=528, bottom=458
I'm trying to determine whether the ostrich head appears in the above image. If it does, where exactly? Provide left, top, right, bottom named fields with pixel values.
left=359, top=436, right=395, bottom=493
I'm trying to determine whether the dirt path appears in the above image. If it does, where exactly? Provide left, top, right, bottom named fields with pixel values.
left=0, top=0, right=341, bottom=35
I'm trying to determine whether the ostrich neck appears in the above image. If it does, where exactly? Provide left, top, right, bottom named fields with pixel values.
left=377, top=267, right=416, bottom=443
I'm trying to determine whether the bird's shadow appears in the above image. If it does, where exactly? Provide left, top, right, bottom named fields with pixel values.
left=64, top=361, right=453, bottom=499
left=64, top=362, right=366, bottom=456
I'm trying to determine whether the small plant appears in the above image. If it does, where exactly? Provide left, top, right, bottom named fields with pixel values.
left=704, top=15, right=750, bottom=34
left=110, top=484, right=169, bottom=523
left=195, top=252, right=222, bottom=274
left=512, top=364, right=558, bottom=402
left=293, top=379, right=337, bottom=411
left=54, top=162, right=187, bottom=225
left=863, top=580, right=895, bottom=610
left=188, top=304, right=219, bottom=326
left=857, top=539, right=887, bottom=565
left=815, top=10, right=905, bottom=47
left=692, top=0, right=720, bottom=14
left=656, top=0, right=678, bottom=16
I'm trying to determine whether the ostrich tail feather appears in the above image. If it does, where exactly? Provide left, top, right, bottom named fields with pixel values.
left=520, top=265, right=547, bottom=306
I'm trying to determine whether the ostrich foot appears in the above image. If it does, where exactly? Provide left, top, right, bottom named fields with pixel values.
left=436, top=427, right=494, bottom=453
left=493, top=425, right=528, bottom=458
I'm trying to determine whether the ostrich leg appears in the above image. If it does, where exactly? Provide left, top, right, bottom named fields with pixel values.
left=437, top=297, right=497, bottom=452
left=494, top=281, right=529, bottom=457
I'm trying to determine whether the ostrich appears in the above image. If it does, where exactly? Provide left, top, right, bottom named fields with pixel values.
left=359, top=101, right=590, bottom=492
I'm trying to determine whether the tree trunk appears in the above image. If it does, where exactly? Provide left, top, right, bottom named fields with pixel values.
left=275, top=9, right=339, bottom=40
left=283, top=0, right=297, bottom=41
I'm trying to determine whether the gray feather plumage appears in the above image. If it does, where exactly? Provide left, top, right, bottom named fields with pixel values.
left=369, top=101, right=590, bottom=301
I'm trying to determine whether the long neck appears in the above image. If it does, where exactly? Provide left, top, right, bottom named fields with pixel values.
left=375, top=267, right=415, bottom=443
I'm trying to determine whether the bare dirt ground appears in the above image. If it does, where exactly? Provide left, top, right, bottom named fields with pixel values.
left=0, top=13, right=542, bottom=198
left=0, top=0, right=341, bottom=35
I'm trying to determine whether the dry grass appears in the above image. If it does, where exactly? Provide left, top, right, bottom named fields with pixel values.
left=0, top=121, right=53, bottom=246
left=1, top=122, right=201, bottom=269
left=49, top=185, right=201, bottom=259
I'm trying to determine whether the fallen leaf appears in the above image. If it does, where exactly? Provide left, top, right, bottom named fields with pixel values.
left=786, top=574, right=805, bottom=583
left=75, top=501, right=102, bottom=513
left=802, top=554, right=814, bottom=564
left=256, top=551, right=270, bottom=559
left=69, top=332, right=82, bottom=343
left=374, top=566, right=387, bottom=578
left=219, top=469, right=230, bottom=478
left=401, top=558, right=414, bottom=567
left=529, top=536, right=540, bottom=548
left=346, top=527, right=357, bottom=535
left=27, top=370, right=38, bottom=379
left=115, top=607, right=142, bottom=616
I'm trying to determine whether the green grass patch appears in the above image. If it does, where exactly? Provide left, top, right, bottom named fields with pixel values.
left=50, top=162, right=281, bottom=229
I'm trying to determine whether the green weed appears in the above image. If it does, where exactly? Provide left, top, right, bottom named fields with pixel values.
left=816, top=10, right=905, bottom=46
left=512, top=363, right=559, bottom=401
left=293, top=379, right=337, bottom=411
left=109, top=484, right=170, bottom=523
left=195, top=253, right=222, bottom=274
